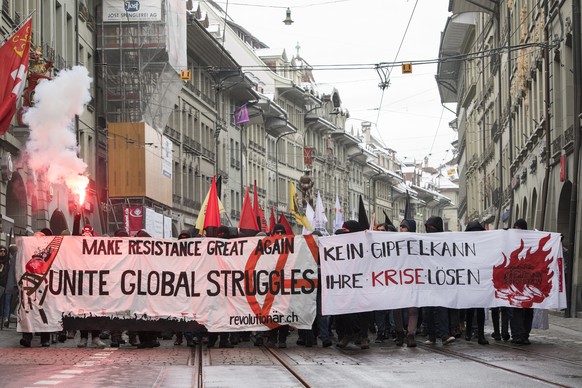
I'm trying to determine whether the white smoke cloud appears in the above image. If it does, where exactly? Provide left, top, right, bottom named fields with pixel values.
left=23, top=66, right=92, bottom=201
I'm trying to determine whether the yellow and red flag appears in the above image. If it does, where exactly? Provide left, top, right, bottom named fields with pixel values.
left=195, top=176, right=225, bottom=234
left=290, top=181, right=312, bottom=232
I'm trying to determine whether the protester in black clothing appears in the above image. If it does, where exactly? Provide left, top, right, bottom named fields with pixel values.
left=423, top=216, right=456, bottom=345
left=109, top=229, right=129, bottom=348
left=207, top=226, right=235, bottom=349
left=76, top=223, right=107, bottom=348
left=463, top=220, right=489, bottom=345
left=510, top=218, right=534, bottom=345
left=393, top=219, right=419, bottom=347
left=335, top=220, right=373, bottom=350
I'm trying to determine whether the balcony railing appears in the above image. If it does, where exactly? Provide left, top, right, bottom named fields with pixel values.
left=551, top=134, right=563, bottom=156
left=564, top=126, right=574, bottom=146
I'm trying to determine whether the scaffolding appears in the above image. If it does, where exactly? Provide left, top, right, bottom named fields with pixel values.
left=96, top=0, right=185, bottom=132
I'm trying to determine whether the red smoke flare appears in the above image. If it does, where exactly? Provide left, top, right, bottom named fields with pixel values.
left=493, top=234, right=554, bottom=308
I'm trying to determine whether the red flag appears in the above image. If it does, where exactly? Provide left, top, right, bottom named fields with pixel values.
left=123, top=206, right=143, bottom=237
left=203, top=176, right=221, bottom=231
left=0, top=18, right=32, bottom=135
left=277, top=213, right=294, bottom=236
left=239, top=186, right=259, bottom=232
left=269, top=207, right=276, bottom=233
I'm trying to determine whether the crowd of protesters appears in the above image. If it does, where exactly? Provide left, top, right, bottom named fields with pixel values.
left=1, top=214, right=545, bottom=349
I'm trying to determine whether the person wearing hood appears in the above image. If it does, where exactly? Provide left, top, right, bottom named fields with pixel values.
left=423, top=216, right=456, bottom=346
left=392, top=219, right=419, bottom=347
left=463, top=221, right=489, bottom=345
left=335, top=221, right=373, bottom=350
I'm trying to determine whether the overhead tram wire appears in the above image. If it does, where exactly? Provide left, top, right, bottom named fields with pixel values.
left=209, top=0, right=351, bottom=9
left=185, top=40, right=554, bottom=74
left=428, top=106, right=447, bottom=161
left=373, top=0, right=419, bottom=147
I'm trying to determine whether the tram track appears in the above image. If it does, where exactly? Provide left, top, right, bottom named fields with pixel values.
left=193, top=343, right=313, bottom=388
left=492, top=340, right=582, bottom=367
left=419, top=342, right=575, bottom=387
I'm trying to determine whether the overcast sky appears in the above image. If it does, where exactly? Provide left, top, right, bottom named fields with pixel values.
left=218, top=0, right=457, bottom=167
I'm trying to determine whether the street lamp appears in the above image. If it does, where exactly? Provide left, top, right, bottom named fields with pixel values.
left=283, top=8, right=294, bottom=25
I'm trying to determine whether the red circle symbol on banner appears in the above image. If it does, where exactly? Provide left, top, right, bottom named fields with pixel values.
left=243, top=235, right=319, bottom=329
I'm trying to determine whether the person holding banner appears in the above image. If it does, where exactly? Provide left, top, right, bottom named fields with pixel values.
left=510, top=219, right=534, bottom=345
left=267, top=224, right=291, bottom=349
left=19, top=230, right=54, bottom=348
left=463, top=221, right=489, bottom=345
left=393, top=219, right=419, bottom=347
left=76, top=224, right=107, bottom=349
left=207, top=226, right=235, bottom=349
left=373, top=222, right=397, bottom=345
left=110, top=228, right=130, bottom=348
left=335, top=220, right=373, bottom=350
left=423, top=216, right=456, bottom=346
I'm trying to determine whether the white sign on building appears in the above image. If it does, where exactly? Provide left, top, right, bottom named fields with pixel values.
left=104, top=0, right=162, bottom=22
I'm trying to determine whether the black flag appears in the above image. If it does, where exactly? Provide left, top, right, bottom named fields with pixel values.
left=383, top=210, right=394, bottom=228
left=216, top=175, right=222, bottom=199
left=358, top=195, right=370, bottom=230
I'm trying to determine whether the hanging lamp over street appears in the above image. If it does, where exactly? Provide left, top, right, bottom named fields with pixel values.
left=283, top=8, right=294, bottom=25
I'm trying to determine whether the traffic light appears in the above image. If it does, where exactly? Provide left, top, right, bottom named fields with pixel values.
left=402, top=63, right=412, bottom=74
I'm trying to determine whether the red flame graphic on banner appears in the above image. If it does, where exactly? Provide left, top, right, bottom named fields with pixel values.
left=492, top=234, right=554, bottom=308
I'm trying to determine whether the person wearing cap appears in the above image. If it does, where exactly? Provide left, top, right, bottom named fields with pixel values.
left=463, top=221, right=489, bottom=345
left=272, top=223, right=286, bottom=236
left=510, top=218, right=533, bottom=345
left=423, top=216, right=456, bottom=346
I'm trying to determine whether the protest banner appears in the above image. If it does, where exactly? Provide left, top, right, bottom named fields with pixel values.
left=319, top=230, right=566, bottom=315
left=16, top=234, right=319, bottom=333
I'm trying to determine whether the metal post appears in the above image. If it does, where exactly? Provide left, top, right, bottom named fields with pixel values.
left=539, top=0, right=552, bottom=231
left=506, top=4, right=514, bottom=226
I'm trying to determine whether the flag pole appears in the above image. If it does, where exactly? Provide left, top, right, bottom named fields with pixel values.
left=0, top=11, right=35, bottom=46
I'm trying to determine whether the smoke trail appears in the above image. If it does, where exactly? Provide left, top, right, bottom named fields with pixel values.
left=22, top=66, right=92, bottom=203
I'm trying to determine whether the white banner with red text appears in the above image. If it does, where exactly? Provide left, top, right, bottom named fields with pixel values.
left=16, top=234, right=319, bottom=333
left=319, top=230, right=566, bottom=315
